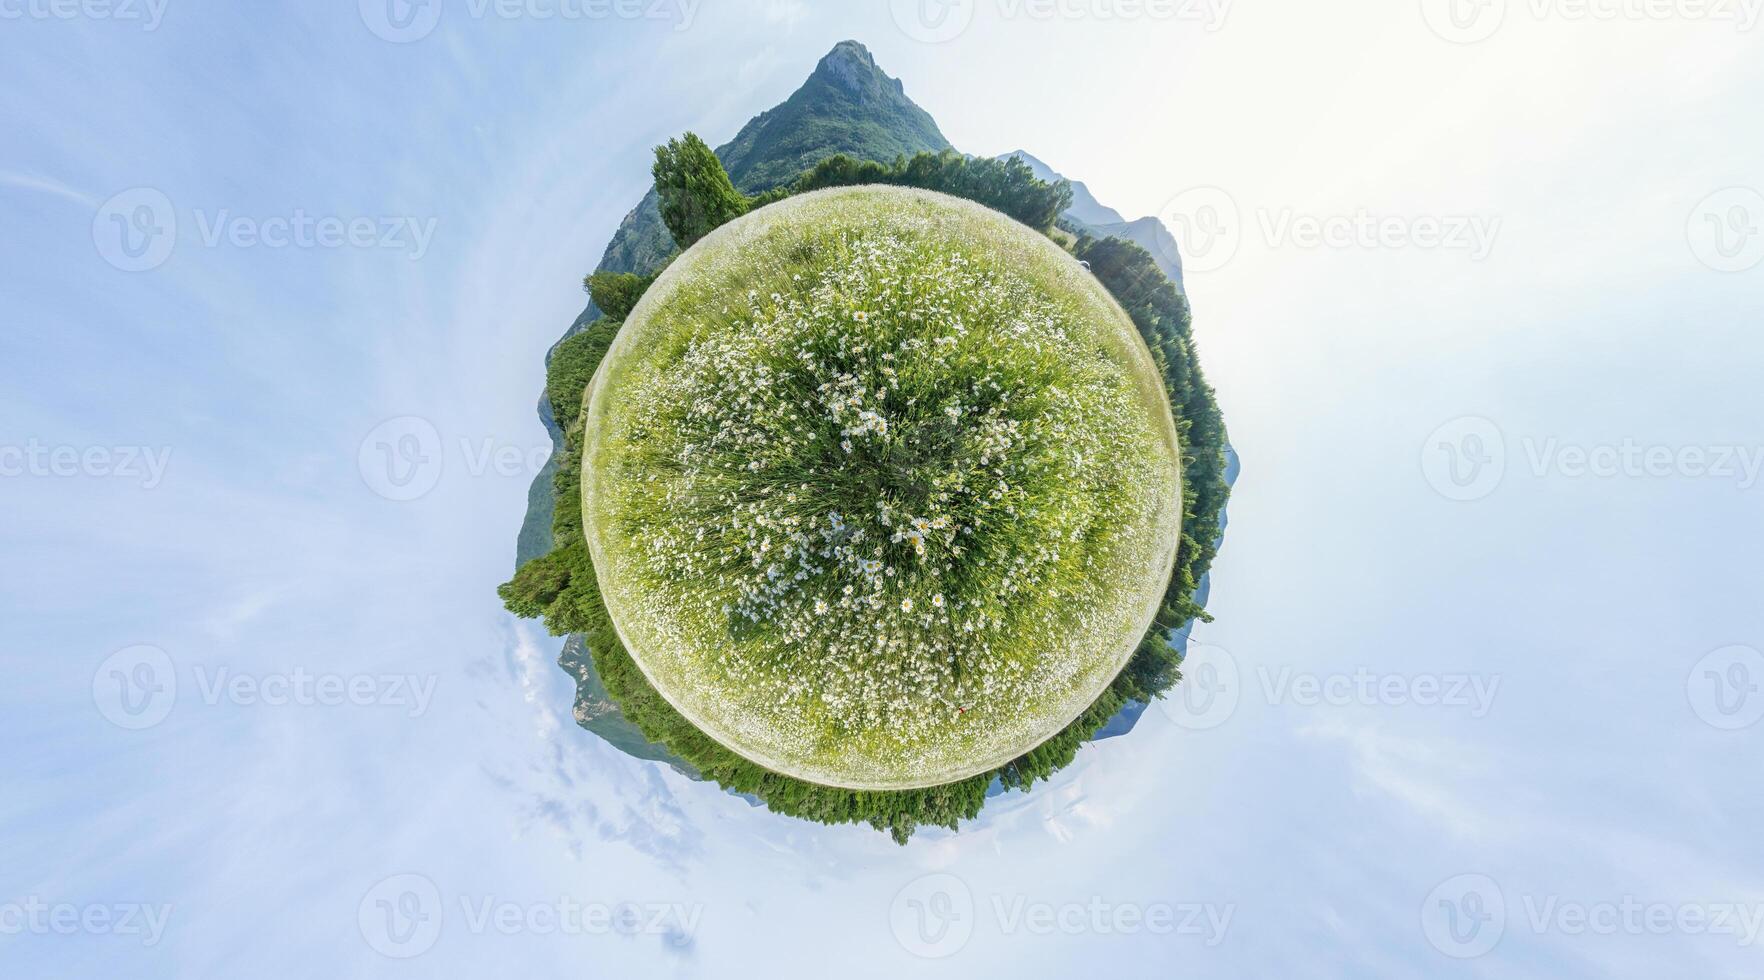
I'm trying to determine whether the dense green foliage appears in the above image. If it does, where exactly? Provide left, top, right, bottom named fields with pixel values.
left=543, top=320, right=618, bottom=436
left=773, top=151, right=1073, bottom=233
left=583, top=270, right=657, bottom=322
left=1074, top=236, right=1229, bottom=631
left=501, top=124, right=1228, bottom=841
left=503, top=319, right=623, bottom=630
left=653, top=133, right=750, bottom=250
left=639, top=141, right=1072, bottom=277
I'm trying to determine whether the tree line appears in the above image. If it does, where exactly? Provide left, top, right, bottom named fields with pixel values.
left=500, top=133, right=1229, bottom=843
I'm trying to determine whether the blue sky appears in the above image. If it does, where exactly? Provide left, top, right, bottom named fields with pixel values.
left=3, top=2, right=1762, bottom=977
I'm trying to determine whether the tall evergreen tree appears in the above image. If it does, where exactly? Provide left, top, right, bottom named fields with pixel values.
left=653, top=133, right=749, bottom=249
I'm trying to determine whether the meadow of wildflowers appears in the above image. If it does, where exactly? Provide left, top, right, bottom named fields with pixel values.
left=581, top=188, right=1184, bottom=788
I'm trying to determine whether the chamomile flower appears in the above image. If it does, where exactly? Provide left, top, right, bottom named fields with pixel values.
left=585, top=188, right=1181, bottom=785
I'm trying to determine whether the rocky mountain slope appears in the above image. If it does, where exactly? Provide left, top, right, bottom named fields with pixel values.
left=1004, top=149, right=1185, bottom=287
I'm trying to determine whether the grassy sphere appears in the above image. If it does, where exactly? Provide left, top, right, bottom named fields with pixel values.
left=582, top=186, right=1182, bottom=789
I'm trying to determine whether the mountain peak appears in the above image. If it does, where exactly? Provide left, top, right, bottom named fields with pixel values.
left=594, top=40, right=948, bottom=273
left=999, top=150, right=1125, bottom=227
left=815, top=40, right=903, bottom=100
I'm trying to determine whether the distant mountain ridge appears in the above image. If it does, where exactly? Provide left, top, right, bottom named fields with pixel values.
left=1004, top=149, right=1124, bottom=226
left=1003, top=149, right=1185, bottom=287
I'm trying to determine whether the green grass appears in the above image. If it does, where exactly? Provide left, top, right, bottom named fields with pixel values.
left=581, top=187, right=1183, bottom=789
